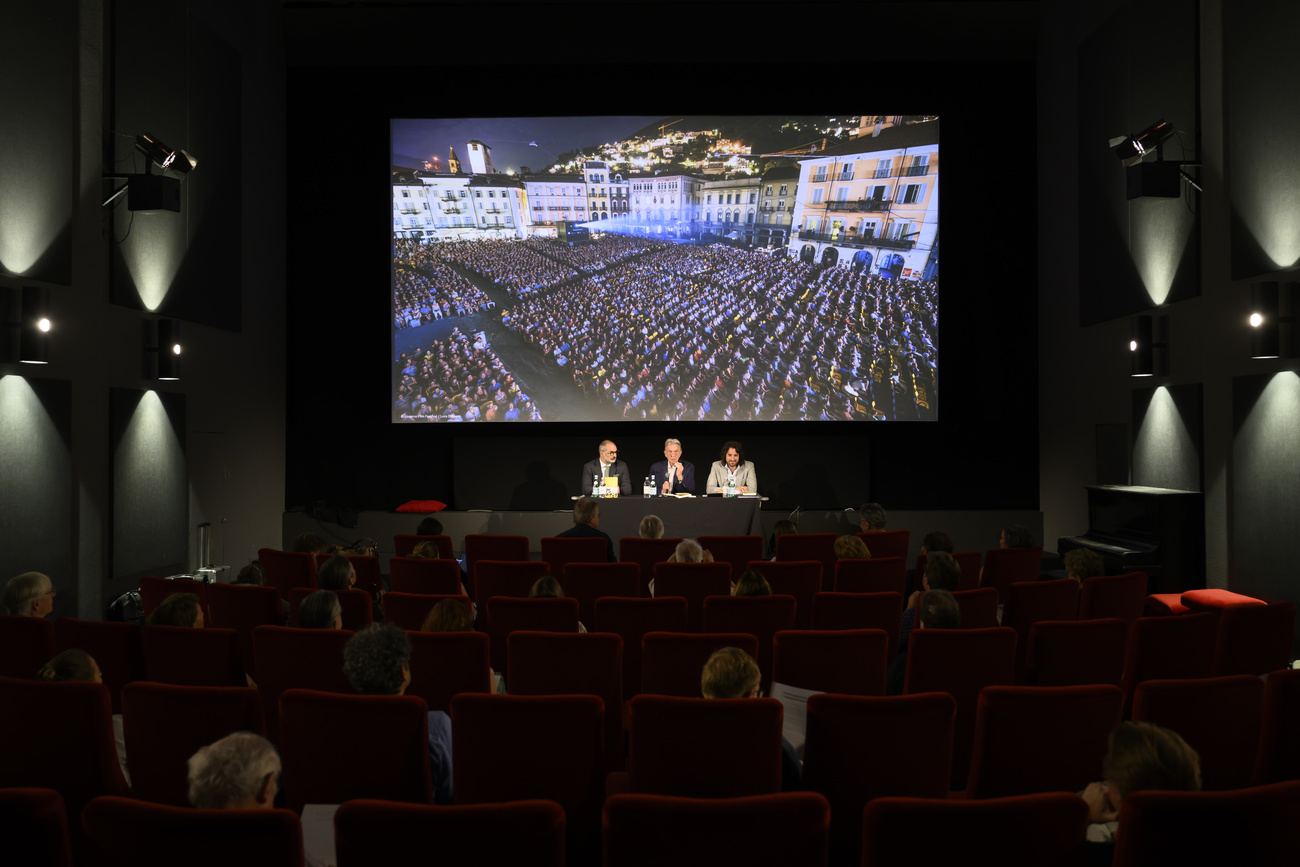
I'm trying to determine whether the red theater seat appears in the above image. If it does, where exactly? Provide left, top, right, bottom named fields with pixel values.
left=775, top=533, right=838, bottom=583
left=603, top=792, right=830, bottom=867
left=617, top=537, right=681, bottom=596
left=1121, top=613, right=1218, bottom=711
left=141, top=624, right=244, bottom=687
left=139, top=575, right=211, bottom=622
left=1079, top=571, right=1147, bottom=623
left=802, top=692, right=955, bottom=867
left=1024, top=618, right=1128, bottom=687
left=257, top=548, right=317, bottom=595
left=541, top=536, right=610, bottom=574
left=1181, top=587, right=1266, bottom=612
left=641, top=632, right=759, bottom=698
left=950, top=587, right=1000, bottom=629
left=561, top=562, right=640, bottom=626
left=1132, top=675, right=1265, bottom=791
left=1255, top=669, right=1300, bottom=785
left=702, top=595, right=797, bottom=694
left=834, top=557, right=906, bottom=596
left=595, top=597, right=689, bottom=699
left=809, top=592, right=903, bottom=657
left=856, top=529, right=910, bottom=561
left=748, top=560, right=823, bottom=625
left=0, top=788, right=72, bottom=867
left=697, top=535, right=764, bottom=583
left=1001, top=579, right=1079, bottom=679
left=405, top=631, right=492, bottom=714
left=0, top=614, right=56, bottom=679
left=289, top=586, right=372, bottom=632
left=206, top=582, right=283, bottom=677
left=772, top=628, right=888, bottom=696
left=313, top=553, right=382, bottom=598
left=393, top=533, right=454, bottom=559
left=916, top=551, right=983, bottom=592
left=389, top=556, right=464, bottom=595
left=382, top=592, right=468, bottom=632
left=474, top=560, right=552, bottom=616
left=52, top=619, right=143, bottom=713
left=251, top=625, right=354, bottom=743
left=651, top=562, right=731, bottom=633
left=1212, top=600, right=1297, bottom=677
left=334, top=799, right=565, bottom=867
left=978, top=546, right=1043, bottom=599
left=485, top=596, right=579, bottom=677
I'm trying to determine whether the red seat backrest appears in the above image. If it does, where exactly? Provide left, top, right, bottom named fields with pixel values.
left=0, top=614, right=56, bottom=680
left=702, top=595, right=798, bottom=694
left=451, top=693, right=605, bottom=865
left=257, top=548, right=317, bottom=594
left=594, top=597, right=689, bottom=699
left=1079, top=571, right=1148, bottom=623
left=406, top=631, right=492, bottom=714
left=1132, top=675, right=1265, bottom=791
left=508, top=631, right=624, bottom=771
left=389, top=557, right=464, bottom=595
left=618, top=537, right=682, bottom=595
left=485, top=597, right=579, bottom=678
left=775, top=533, right=838, bottom=581
left=834, top=558, right=905, bottom=596
left=651, top=562, right=732, bottom=633
left=625, top=695, right=784, bottom=798
left=641, top=631, right=760, bottom=698
left=289, top=587, right=372, bottom=632
left=0, top=788, right=73, bottom=867
left=1212, top=601, right=1298, bottom=677
left=1002, top=579, right=1079, bottom=678
left=335, top=798, right=565, bottom=867
left=965, top=684, right=1124, bottom=799
left=862, top=792, right=1088, bottom=867
left=903, top=627, right=1018, bottom=789
left=313, top=553, right=383, bottom=598
left=979, top=546, right=1043, bottom=598
left=748, top=560, right=822, bottom=628
left=603, top=792, right=831, bottom=867
left=141, top=625, right=244, bottom=687
left=120, top=682, right=265, bottom=806
left=1024, top=618, right=1128, bottom=687
left=772, top=629, right=889, bottom=696
left=803, top=692, right=956, bottom=866
left=541, top=536, right=609, bottom=575
left=139, top=576, right=211, bottom=622
left=950, top=588, right=1000, bottom=629
left=474, top=560, right=552, bottom=615
left=561, top=562, right=640, bottom=627
left=1121, top=613, right=1218, bottom=710
left=1255, top=669, right=1300, bottom=785
left=278, top=689, right=433, bottom=813
left=697, top=535, right=764, bottom=583
left=251, top=625, right=355, bottom=743
left=83, top=796, right=303, bottom=867
left=856, top=529, right=910, bottom=560
left=809, top=592, right=903, bottom=658
left=382, top=592, right=470, bottom=632
left=205, top=583, right=283, bottom=678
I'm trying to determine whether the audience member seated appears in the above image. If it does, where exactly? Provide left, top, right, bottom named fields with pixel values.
left=232, top=564, right=265, bottom=586
left=701, top=647, right=800, bottom=790
left=528, top=576, right=588, bottom=633
left=639, top=514, right=665, bottom=540
left=667, top=539, right=715, bottom=564
left=899, top=552, right=961, bottom=652
left=318, top=553, right=383, bottom=622
left=148, top=592, right=204, bottom=628
left=1080, top=721, right=1202, bottom=856
left=834, top=534, right=871, bottom=560
left=343, top=623, right=452, bottom=804
left=859, top=502, right=888, bottom=533
left=908, top=530, right=954, bottom=595
left=408, top=541, right=472, bottom=597
left=1001, top=524, right=1035, bottom=550
left=421, top=598, right=474, bottom=633
left=291, top=532, right=330, bottom=555
left=887, top=588, right=961, bottom=695
left=297, top=590, right=342, bottom=630
left=415, top=516, right=443, bottom=537
left=186, top=731, right=281, bottom=810
left=39, top=648, right=129, bottom=784
left=2, top=571, right=55, bottom=617
left=555, top=497, right=616, bottom=562
left=732, top=570, right=772, bottom=597
left=1065, top=549, right=1106, bottom=586
left=767, top=519, right=799, bottom=560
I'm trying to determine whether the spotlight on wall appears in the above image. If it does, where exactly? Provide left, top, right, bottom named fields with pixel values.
left=141, top=318, right=182, bottom=381
left=1, top=286, right=53, bottom=364
left=1249, top=281, right=1297, bottom=360
left=135, top=133, right=197, bottom=175
left=1108, top=119, right=1201, bottom=199
left=1129, top=314, right=1168, bottom=377
left=1110, top=120, right=1175, bottom=167
left=102, top=132, right=198, bottom=212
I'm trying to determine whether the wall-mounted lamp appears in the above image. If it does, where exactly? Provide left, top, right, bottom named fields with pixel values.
left=142, top=318, right=182, bottom=381
left=103, top=132, right=199, bottom=212
left=1248, top=281, right=1296, bottom=359
left=1129, top=314, right=1168, bottom=377
left=1, top=286, right=52, bottom=364
left=1108, top=119, right=1202, bottom=199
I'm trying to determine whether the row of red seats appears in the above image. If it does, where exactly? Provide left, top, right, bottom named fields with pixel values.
left=5, top=671, right=1300, bottom=866
left=12, top=784, right=1299, bottom=867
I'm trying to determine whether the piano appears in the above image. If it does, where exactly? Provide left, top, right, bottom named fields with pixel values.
left=1057, top=485, right=1205, bottom=595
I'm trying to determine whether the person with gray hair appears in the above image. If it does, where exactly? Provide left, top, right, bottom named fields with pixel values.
left=649, top=539, right=715, bottom=596
left=554, top=496, right=616, bottom=561
left=186, top=732, right=281, bottom=810
left=342, top=623, right=453, bottom=804
left=649, top=437, right=696, bottom=495
left=298, top=590, right=342, bottom=629
left=3, top=571, right=55, bottom=617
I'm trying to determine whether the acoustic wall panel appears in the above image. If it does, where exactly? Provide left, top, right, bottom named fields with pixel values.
left=110, top=388, right=187, bottom=579
left=1132, top=383, right=1202, bottom=492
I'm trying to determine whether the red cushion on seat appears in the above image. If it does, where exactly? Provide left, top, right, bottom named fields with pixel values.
left=1181, top=589, right=1265, bottom=611
left=1145, top=593, right=1189, bottom=615
left=395, top=499, right=446, bottom=513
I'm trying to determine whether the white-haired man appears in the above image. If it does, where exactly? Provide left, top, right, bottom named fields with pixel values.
left=648, top=437, right=696, bottom=495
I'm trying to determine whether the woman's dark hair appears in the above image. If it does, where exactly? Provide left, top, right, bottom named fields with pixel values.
left=316, top=554, right=355, bottom=591
left=421, top=598, right=474, bottom=632
left=291, top=532, right=328, bottom=554
left=416, top=516, right=443, bottom=536
left=528, top=576, right=564, bottom=599
left=233, top=564, right=264, bottom=586
left=148, top=592, right=202, bottom=627
left=298, top=590, right=342, bottom=629
left=38, top=648, right=97, bottom=682
left=733, top=570, right=772, bottom=597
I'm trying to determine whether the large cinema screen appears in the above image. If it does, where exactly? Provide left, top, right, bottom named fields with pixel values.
left=391, top=115, right=939, bottom=424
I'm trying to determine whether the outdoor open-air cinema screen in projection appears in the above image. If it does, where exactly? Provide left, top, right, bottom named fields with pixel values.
left=391, top=115, right=939, bottom=424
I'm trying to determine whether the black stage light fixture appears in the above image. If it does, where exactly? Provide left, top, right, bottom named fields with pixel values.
left=1129, top=314, right=1169, bottom=378
left=20, top=286, right=52, bottom=364
left=103, top=132, right=198, bottom=211
left=135, top=133, right=197, bottom=174
left=1110, top=119, right=1175, bottom=168
left=142, top=318, right=182, bottom=381
left=1249, top=281, right=1280, bottom=359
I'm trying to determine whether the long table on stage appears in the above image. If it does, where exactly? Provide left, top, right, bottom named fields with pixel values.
left=595, top=495, right=765, bottom=545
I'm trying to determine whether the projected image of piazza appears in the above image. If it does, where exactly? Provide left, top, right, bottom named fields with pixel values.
left=391, top=115, right=939, bottom=424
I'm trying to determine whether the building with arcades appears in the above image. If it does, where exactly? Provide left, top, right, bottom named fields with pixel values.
left=522, top=174, right=588, bottom=237
left=627, top=172, right=701, bottom=238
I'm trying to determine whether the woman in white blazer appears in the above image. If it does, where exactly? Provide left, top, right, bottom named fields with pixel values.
left=706, top=441, right=757, bottom=494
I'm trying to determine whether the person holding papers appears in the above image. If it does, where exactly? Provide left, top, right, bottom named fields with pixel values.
left=705, top=441, right=758, bottom=494
left=648, top=437, right=696, bottom=496
left=701, top=647, right=801, bottom=791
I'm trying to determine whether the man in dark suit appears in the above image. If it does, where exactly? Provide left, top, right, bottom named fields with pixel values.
left=556, top=497, right=616, bottom=561
left=647, top=437, right=696, bottom=495
left=580, top=439, right=631, bottom=497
